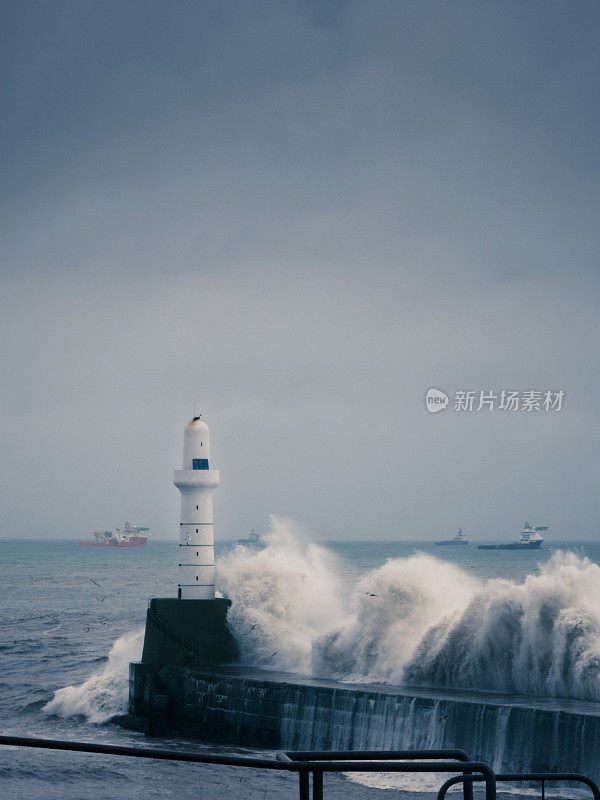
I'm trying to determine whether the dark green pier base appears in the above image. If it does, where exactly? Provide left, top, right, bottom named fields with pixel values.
left=122, top=597, right=239, bottom=733
left=141, top=597, right=238, bottom=670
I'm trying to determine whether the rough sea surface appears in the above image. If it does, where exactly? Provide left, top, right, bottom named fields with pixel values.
left=2, top=520, right=600, bottom=800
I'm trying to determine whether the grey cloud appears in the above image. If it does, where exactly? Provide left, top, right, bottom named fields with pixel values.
left=1, top=0, right=599, bottom=543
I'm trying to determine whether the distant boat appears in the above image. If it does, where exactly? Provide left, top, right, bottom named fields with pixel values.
left=78, top=522, right=149, bottom=547
left=434, top=528, right=468, bottom=546
left=237, top=529, right=260, bottom=545
left=478, top=522, right=548, bottom=551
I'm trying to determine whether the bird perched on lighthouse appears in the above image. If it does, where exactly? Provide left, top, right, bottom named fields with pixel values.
left=173, top=416, right=220, bottom=599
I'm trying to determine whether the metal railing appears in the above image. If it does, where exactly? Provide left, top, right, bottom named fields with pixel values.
left=1, top=735, right=598, bottom=800
left=278, top=749, right=489, bottom=800
left=438, top=772, right=600, bottom=800
left=0, top=735, right=487, bottom=800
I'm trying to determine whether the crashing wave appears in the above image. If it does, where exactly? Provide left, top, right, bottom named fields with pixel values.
left=220, top=520, right=600, bottom=700
left=42, top=629, right=143, bottom=723
left=47, top=519, right=600, bottom=726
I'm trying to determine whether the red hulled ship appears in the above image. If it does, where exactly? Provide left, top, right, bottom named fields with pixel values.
left=78, top=522, right=149, bottom=547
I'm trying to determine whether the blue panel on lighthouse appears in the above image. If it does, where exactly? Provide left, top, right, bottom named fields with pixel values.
left=192, top=458, right=209, bottom=470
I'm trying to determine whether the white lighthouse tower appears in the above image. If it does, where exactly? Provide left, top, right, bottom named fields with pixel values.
left=174, top=416, right=220, bottom=600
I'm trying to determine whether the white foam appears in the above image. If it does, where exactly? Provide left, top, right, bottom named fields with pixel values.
left=344, top=771, right=586, bottom=798
left=313, top=551, right=478, bottom=683
left=406, top=551, right=600, bottom=699
left=217, top=516, right=347, bottom=673
left=219, top=520, right=600, bottom=700
left=42, top=629, right=144, bottom=723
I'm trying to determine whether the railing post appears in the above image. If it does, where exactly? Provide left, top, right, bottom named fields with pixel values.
left=483, top=768, right=497, bottom=800
left=463, top=767, right=474, bottom=800
left=541, top=779, right=545, bottom=800
left=312, top=770, right=323, bottom=800
left=298, top=771, right=309, bottom=800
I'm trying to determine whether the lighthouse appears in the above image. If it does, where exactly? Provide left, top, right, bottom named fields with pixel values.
left=136, top=415, right=238, bottom=673
left=174, top=416, right=220, bottom=600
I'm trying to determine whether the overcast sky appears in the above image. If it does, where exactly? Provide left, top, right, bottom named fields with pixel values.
left=1, top=1, right=599, bottom=541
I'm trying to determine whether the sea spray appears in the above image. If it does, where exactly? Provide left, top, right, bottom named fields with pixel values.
left=218, top=522, right=600, bottom=700
left=46, top=525, right=600, bottom=728
left=405, top=551, right=600, bottom=699
left=43, top=629, right=144, bottom=723
left=313, top=553, right=478, bottom=682
left=218, top=518, right=480, bottom=681
left=216, top=516, right=347, bottom=672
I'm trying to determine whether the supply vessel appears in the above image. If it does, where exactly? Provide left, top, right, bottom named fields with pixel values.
left=237, top=529, right=261, bottom=545
left=78, top=522, right=149, bottom=547
left=434, top=528, right=468, bottom=545
left=478, top=522, right=548, bottom=550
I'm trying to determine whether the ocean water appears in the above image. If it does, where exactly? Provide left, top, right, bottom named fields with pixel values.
left=2, top=521, right=600, bottom=800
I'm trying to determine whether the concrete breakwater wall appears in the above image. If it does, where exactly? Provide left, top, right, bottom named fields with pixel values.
left=123, top=664, right=600, bottom=779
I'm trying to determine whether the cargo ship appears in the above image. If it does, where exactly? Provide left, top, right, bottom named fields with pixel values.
left=434, top=528, right=468, bottom=545
left=78, top=522, right=149, bottom=547
left=478, top=522, right=548, bottom=550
